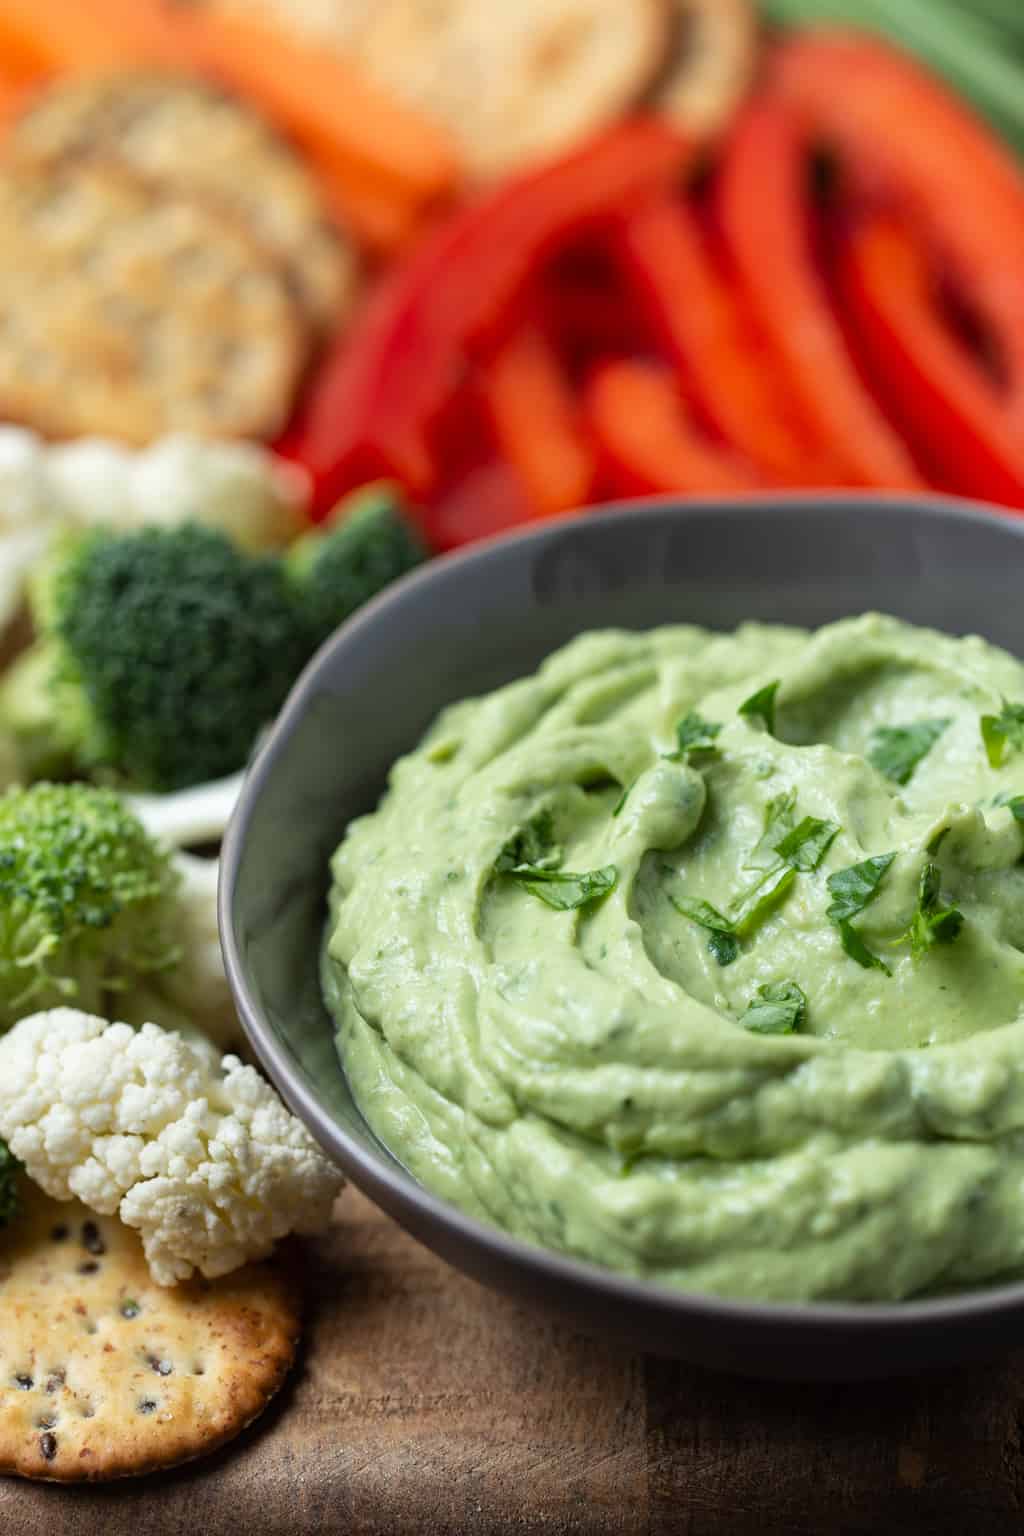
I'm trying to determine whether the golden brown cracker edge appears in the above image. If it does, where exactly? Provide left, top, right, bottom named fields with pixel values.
left=0, top=158, right=309, bottom=445
left=201, top=0, right=671, bottom=179
left=0, top=1179, right=301, bottom=1481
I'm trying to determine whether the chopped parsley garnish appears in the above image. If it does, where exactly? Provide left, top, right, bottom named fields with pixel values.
left=611, top=780, right=634, bottom=817
left=1005, top=796, right=1024, bottom=823
left=731, top=865, right=797, bottom=935
left=495, top=809, right=562, bottom=874
left=674, top=792, right=839, bottom=966
left=903, top=862, right=964, bottom=959
left=746, top=790, right=797, bottom=870
left=738, top=680, right=780, bottom=735
left=746, top=790, right=835, bottom=872
left=495, top=814, right=617, bottom=909
left=670, top=896, right=739, bottom=966
left=741, top=980, right=807, bottom=1036
left=867, top=717, right=951, bottom=785
left=673, top=710, right=722, bottom=761
left=981, top=699, right=1024, bottom=768
left=825, top=853, right=896, bottom=975
left=672, top=864, right=795, bottom=966
left=825, top=854, right=895, bottom=922
left=836, top=921, right=892, bottom=975
left=515, top=865, right=619, bottom=911
left=773, top=815, right=841, bottom=872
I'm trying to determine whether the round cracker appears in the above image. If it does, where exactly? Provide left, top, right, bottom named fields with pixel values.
left=0, top=1180, right=300, bottom=1481
left=204, top=0, right=670, bottom=178
left=649, top=0, right=758, bottom=141
left=0, top=159, right=306, bottom=444
left=9, top=73, right=356, bottom=330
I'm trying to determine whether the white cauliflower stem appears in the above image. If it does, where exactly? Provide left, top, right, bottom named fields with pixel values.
left=0, top=1009, right=344, bottom=1285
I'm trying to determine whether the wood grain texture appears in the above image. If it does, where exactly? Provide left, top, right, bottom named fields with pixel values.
left=3, top=1187, right=1024, bottom=1534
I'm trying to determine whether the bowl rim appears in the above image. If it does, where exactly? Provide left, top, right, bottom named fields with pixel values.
left=220, top=489, right=1024, bottom=1331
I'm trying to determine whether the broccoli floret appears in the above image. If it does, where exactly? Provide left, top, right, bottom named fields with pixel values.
left=286, top=482, right=426, bottom=654
left=0, top=523, right=308, bottom=792
left=0, top=1138, right=18, bottom=1229
left=0, top=636, right=95, bottom=781
left=0, top=782, right=183, bottom=1032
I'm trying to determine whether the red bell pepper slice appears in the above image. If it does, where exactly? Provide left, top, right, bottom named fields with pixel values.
left=297, top=119, right=694, bottom=504
left=585, top=359, right=759, bottom=497
left=480, top=324, right=595, bottom=519
left=717, top=97, right=923, bottom=490
left=617, top=196, right=841, bottom=486
left=426, top=461, right=536, bottom=552
left=840, top=218, right=1024, bottom=510
left=542, top=280, right=648, bottom=360
left=773, top=32, right=1024, bottom=428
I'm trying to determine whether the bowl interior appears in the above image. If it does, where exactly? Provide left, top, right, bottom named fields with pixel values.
left=222, top=494, right=1024, bottom=1375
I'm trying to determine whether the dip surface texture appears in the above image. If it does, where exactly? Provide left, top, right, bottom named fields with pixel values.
left=323, top=616, right=1024, bottom=1301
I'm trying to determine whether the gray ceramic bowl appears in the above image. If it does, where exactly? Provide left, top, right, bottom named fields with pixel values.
left=221, top=493, right=1024, bottom=1381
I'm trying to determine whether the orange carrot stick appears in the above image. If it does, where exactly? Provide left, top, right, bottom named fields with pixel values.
left=0, top=0, right=193, bottom=74
left=311, top=149, right=429, bottom=257
left=171, top=2, right=461, bottom=205
left=481, top=325, right=595, bottom=518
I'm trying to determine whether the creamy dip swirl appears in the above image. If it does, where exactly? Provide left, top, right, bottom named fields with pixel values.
left=323, top=615, right=1024, bottom=1301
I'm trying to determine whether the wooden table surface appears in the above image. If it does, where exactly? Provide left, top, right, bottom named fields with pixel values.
left=4, top=1186, right=1024, bottom=1535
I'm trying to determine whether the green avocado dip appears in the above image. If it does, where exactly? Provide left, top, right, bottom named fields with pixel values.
left=321, top=614, right=1024, bottom=1302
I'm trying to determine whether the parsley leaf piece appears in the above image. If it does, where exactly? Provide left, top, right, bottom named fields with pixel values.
left=836, top=919, right=892, bottom=975
left=981, top=699, right=1024, bottom=768
left=707, top=930, right=741, bottom=966
left=671, top=895, right=740, bottom=967
left=741, top=980, right=807, bottom=1035
left=495, top=810, right=562, bottom=874
left=738, top=680, right=780, bottom=735
left=825, top=854, right=896, bottom=923
left=612, top=780, right=634, bottom=817
left=745, top=790, right=797, bottom=871
left=867, top=717, right=951, bottom=785
left=517, top=865, right=618, bottom=910
left=905, top=861, right=964, bottom=959
left=732, top=864, right=797, bottom=936
left=774, top=815, right=841, bottom=872
left=674, top=710, right=722, bottom=761
left=1001, top=794, right=1024, bottom=824
left=825, top=853, right=896, bottom=974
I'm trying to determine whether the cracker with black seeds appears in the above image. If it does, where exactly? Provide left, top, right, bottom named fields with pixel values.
left=9, top=73, right=356, bottom=330
left=0, top=159, right=307, bottom=445
left=0, top=1181, right=300, bottom=1481
left=203, top=0, right=669, bottom=178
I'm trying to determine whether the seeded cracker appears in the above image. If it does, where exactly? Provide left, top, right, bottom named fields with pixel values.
left=0, top=1182, right=300, bottom=1481
left=649, top=0, right=758, bottom=141
left=9, top=74, right=356, bottom=330
left=204, top=0, right=670, bottom=178
left=0, top=160, right=306, bottom=444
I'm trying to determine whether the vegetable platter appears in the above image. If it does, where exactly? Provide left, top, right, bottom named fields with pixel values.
left=0, top=0, right=1024, bottom=1490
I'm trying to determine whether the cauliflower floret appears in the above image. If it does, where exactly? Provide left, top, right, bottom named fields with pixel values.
left=45, top=438, right=138, bottom=528
left=0, top=426, right=63, bottom=532
left=0, top=427, right=69, bottom=636
left=47, top=433, right=308, bottom=550
left=0, top=1009, right=343, bottom=1285
left=128, top=435, right=307, bottom=552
